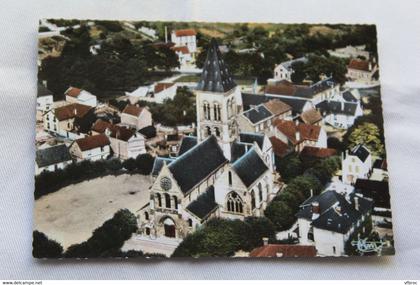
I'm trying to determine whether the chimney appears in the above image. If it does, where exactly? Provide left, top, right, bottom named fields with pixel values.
left=368, top=62, right=372, bottom=71
left=295, top=130, right=301, bottom=142
left=73, top=108, right=77, bottom=116
left=262, top=237, right=269, bottom=246
left=311, top=201, right=320, bottom=220
left=165, top=26, right=168, bottom=43
left=354, top=196, right=359, bottom=211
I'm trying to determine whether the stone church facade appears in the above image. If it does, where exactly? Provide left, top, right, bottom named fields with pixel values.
left=136, top=39, right=279, bottom=240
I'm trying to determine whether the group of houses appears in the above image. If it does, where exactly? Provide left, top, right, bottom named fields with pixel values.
left=36, top=24, right=390, bottom=257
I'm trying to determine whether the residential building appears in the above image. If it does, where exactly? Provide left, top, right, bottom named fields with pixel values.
left=35, top=144, right=72, bottom=175
left=153, top=82, right=177, bottom=104
left=69, top=134, right=111, bottom=161
left=273, top=119, right=327, bottom=152
left=37, top=83, right=53, bottom=113
left=299, top=108, right=323, bottom=126
left=316, top=99, right=363, bottom=129
left=171, top=46, right=194, bottom=69
left=328, top=45, right=370, bottom=60
left=64, top=86, right=97, bottom=107
left=121, top=104, right=152, bottom=130
left=171, top=29, right=197, bottom=53
left=296, top=190, right=373, bottom=256
left=263, top=99, right=292, bottom=121
left=346, top=59, right=378, bottom=83
left=237, top=104, right=274, bottom=134
left=342, top=144, right=372, bottom=185
left=272, top=57, right=308, bottom=82
left=91, top=119, right=146, bottom=159
left=43, top=103, right=92, bottom=139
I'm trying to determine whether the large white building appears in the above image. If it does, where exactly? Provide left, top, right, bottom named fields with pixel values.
left=342, top=144, right=372, bottom=185
left=272, top=57, right=308, bottom=82
left=296, top=190, right=373, bottom=256
left=171, top=29, right=197, bottom=53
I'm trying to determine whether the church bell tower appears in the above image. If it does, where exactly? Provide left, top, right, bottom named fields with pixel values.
left=195, top=38, right=243, bottom=160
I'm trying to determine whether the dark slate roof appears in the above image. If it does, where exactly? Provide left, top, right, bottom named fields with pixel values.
left=239, top=132, right=265, bottom=149
left=186, top=185, right=218, bottom=220
left=151, top=157, right=175, bottom=177
left=296, top=190, right=373, bottom=234
left=168, top=135, right=227, bottom=194
left=349, top=144, right=370, bottom=162
left=342, top=90, right=358, bottom=102
left=138, top=125, right=156, bottom=139
left=36, top=144, right=72, bottom=168
left=242, top=104, right=273, bottom=124
left=178, top=136, right=198, bottom=156
left=354, top=179, right=390, bottom=209
left=309, top=77, right=336, bottom=94
left=37, top=83, right=53, bottom=98
left=316, top=100, right=358, bottom=116
left=232, top=147, right=268, bottom=188
left=241, top=93, right=310, bottom=115
left=196, top=38, right=237, bottom=93
left=231, top=141, right=251, bottom=163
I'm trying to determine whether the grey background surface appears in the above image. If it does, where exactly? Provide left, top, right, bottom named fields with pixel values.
left=0, top=0, right=420, bottom=279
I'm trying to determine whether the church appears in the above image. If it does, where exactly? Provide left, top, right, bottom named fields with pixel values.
left=137, top=39, right=279, bottom=239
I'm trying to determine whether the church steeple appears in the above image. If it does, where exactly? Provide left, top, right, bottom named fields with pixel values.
left=196, top=38, right=237, bottom=93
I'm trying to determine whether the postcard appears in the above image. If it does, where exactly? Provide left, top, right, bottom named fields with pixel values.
left=34, top=20, right=394, bottom=258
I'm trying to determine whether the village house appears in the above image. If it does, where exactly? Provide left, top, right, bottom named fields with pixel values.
left=171, top=45, right=194, bottom=69
left=125, top=85, right=153, bottom=104
left=346, top=59, right=378, bottom=83
left=64, top=86, right=97, bottom=107
left=370, top=159, right=388, bottom=181
left=296, top=190, right=373, bottom=256
left=342, top=144, right=373, bottom=185
left=271, top=57, right=308, bottom=82
left=120, top=104, right=153, bottom=130
left=263, top=99, right=293, bottom=121
left=299, top=108, right=323, bottom=126
left=316, top=99, right=363, bottom=129
left=153, top=82, right=177, bottom=104
left=265, top=77, right=339, bottom=105
left=36, top=83, right=54, bottom=121
left=91, top=119, right=146, bottom=159
left=35, top=144, right=72, bottom=175
left=272, top=119, right=327, bottom=152
left=237, top=104, right=274, bottom=134
left=43, top=103, right=92, bottom=139
left=69, top=134, right=111, bottom=161
left=171, top=29, right=197, bottom=53
left=328, top=45, right=370, bottom=60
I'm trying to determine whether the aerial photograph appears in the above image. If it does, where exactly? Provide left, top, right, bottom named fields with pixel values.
left=33, top=19, right=394, bottom=258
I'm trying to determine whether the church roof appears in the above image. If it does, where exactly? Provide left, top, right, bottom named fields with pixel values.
left=186, top=185, right=218, bottom=220
left=239, top=132, right=265, bottom=149
left=168, top=135, right=227, bottom=194
left=196, top=38, right=237, bottom=93
left=151, top=157, right=175, bottom=177
left=178, top=136, right=198, bottom=156
left=232, top=147, right=268, bottom=188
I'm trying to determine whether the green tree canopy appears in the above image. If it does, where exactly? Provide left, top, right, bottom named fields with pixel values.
left=348, top=122, right=385, bottom=157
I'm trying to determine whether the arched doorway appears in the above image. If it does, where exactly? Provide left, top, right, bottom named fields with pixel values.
left=162, top=217, right=176, bottom=238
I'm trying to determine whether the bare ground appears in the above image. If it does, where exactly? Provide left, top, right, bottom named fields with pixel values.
left=34, top=174, right=151, bottom=250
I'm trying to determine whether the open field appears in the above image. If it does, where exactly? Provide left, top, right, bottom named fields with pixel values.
left=34, top=174, right=151, bottom=250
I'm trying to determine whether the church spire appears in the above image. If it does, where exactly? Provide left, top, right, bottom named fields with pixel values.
left=196, top=38, right=237, bottom=93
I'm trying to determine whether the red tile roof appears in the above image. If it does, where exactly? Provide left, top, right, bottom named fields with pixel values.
left=348, top=59, right=371, bottom=72
left=54, top=103, right=92, bottom=121
left=249, top=244, right=317, bottom=257
left=154, top=82, right=175, bottom=93
left=264, top=99, right=292, bottom=116
left=65, top=87, right=82, bottom=98
left=75, top=134, right=110, bottom=151
left=301, top=146, right=337, bottom=158
left=265, top=81, right=296, bottom=96
left=122, top=105, right=143, bottom=117
left=274, top=119, right=321, bottom=145
left=300, top=109, right=322, bottom=125
left=174, top=29, right=196, bottom=37
left=269, top=136, right=290, bottom=158
left=171, top=45, right=190, bottom=54
left=92, top=119, right=136, bottom=142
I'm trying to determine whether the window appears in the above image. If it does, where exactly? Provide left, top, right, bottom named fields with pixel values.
left=156, top=193, right=162, bottom=207
left=206, top=126, right=211, bottom=137
left=226, top=192, right=243, bottom=213
left=188, top=219, right=193, bottom=228
left=213, top=103, right=221, bottom=121
left=145, top=227, right=151, bottom=235
left=215, top=127, right=220, bottom=137
left=251, top=190, right=256, bottom=210
left=144, top=212, right=149, bottom=220
left=203, top=102, right=210, bottom=120
left=165, top=193, right=171, bottom=208
left=333, top=246, right=336, bottom=254
left=173, top=196, right=178, bottom=209
left=228, top=171, right=232, bottom=186
left=258, top=183, right=263, bottom=203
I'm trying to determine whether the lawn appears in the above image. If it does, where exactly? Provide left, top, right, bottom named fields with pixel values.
left=34, top=173, right=151, bottom=250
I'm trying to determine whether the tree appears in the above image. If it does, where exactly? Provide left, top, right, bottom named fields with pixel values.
left=347, top=122, right=385, bottom=157
left=290, top=61, right=306, bottom=84
left=33, top=231, right=63, bottom=258
left=264, top=201, right=295, bottom=231
left=65, top=209, right=138, bottom=258
left=122, top=158, right=137, bottom=171
left=276, top=154, right=303, bottom=182
left=135, top=153, right=155, bottom=175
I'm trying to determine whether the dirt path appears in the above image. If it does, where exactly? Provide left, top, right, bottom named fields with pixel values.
left=34, top=174, right=151, bottom=250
